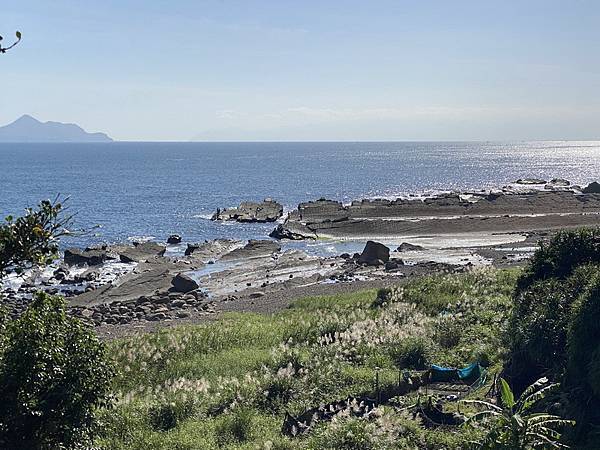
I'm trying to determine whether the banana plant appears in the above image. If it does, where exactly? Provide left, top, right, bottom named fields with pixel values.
left=464, top=377, right=575, bottom=449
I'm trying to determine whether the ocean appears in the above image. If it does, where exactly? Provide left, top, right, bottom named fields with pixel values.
left=1, top=141, right=599, bottom=251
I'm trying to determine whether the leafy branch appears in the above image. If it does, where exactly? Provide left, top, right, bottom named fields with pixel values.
left=0, top=196, right=74, bottom=277
left=0, top=31, right=22, bottom=53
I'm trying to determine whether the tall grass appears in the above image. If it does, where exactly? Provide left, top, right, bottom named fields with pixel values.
left=98, top=267, right=519, bottom=449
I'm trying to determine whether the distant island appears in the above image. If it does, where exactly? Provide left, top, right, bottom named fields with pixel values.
left=0, top=115, right=113, bottom=143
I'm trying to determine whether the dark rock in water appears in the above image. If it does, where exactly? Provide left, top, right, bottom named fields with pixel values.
left=583, top=181, right=600, bottom=194
left=340, top=253, right=351, bottom=259
left=212, top=199, right=283, bottom=223
left=269, top=223, right=316, bottom=240
left=167, top=234, right=182, bottom=244
left=358, top=241, right=390, bottom=266
left=185, top=243, right=200, bottom=256
left=396, top=242, right=425, bottom=252
left=514, top=178, right=546, bottom=185
left=171, top=273, right=199, bottom=293
left=64, top=248, right=107, bottom=266
left=119, top=241, right=166, bottom=263
left=548, top=178, right=571, bottom=187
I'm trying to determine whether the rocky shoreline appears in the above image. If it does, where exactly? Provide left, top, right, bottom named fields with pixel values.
left=2, top=179, right=599, bottom=337
left=269, top=181, right=600, bottom=240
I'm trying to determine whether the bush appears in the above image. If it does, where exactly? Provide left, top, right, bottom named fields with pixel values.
left=372, top=288, right=392, bottom=308
left=432, top=317, right=462, bottom=349
left=567, top=274, right=600, bottom=397
left=0, top=293, right=114, bottom=449
left=214, top=407, right=254, bottom=445
left=517, top=227, right=600, bottom=292
left=504, top=228, right=600, bottom=445
left=389, top=337, right=431, bottom=370
left=308, top=417, right=380, bottom=450
left=507, top=277, right=576, bottom=385
left=507, top=228, right=600, bottom=391
left=148, top=399, right=197, bottom=431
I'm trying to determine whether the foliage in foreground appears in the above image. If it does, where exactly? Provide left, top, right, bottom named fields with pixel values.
left=100, top=267, right=518, bottom=449
left=506, top=227, right=600, bottom=447
left=0, top=293, right=114, bottom=450
left=466, top=377, right=574, bottom=449
left=0, top=198, right=72, bottom=277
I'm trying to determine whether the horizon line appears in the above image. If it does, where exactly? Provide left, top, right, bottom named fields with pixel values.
left=2, top=139, right=600, bottom=144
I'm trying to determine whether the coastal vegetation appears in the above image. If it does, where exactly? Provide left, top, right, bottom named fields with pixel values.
left=98, top=268, right=517, bottom=449
left=0, top=202, right=113, bottom=449
left=1, top=200, right=599, bottom=449
left=96, top=227, right=600, bottom=448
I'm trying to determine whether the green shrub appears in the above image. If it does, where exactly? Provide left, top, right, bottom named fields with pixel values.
left=567, top=274, right=600, bottom=398
left=504, top=228, right=600, bottom=445
left=372, top=287, right=392, bottom=308
left=0, top=293, right=114, bottom=449
left=214, top=407, right=254, bottom=445
left=148, top=399, right=198, bottom=432
left=308, top=417, right=380, bottom=450
left=517, top=227, right=600, bottom=292
left=432, top=317, right=462, bottom=349
left=508, top=237, right=600, bottom=391
left=389, top=337, right=431, bottom=370
left=0, top=199, right=72, bottom=277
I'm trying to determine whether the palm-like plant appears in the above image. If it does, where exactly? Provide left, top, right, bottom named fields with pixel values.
left=465, top=377, right=574, bottom=449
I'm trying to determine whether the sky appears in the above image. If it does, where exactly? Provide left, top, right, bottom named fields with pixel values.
left=1, top=0, right=599, bottom=141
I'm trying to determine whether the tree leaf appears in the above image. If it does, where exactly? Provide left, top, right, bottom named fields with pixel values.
left=500, top=378, right=515, bottom=409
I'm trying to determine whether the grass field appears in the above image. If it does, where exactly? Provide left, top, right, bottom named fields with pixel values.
left=98, top=267, right=519, bottom=449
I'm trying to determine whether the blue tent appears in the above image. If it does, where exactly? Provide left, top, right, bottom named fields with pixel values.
left=430, top=363, right=482, bottom=383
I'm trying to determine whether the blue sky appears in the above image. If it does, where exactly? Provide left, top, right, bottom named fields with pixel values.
left=1, top=0, right=599, bottom=141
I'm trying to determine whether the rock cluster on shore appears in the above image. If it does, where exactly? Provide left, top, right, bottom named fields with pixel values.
left=4, top=178, right=599, bottom=333
left=69, top=290, right=212, bottom=326
left=212, top=199, right=283, bottom=223
left=268, top=181, right=600, bottom=240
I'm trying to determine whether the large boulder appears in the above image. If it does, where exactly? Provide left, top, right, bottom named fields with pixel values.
left=64, top=248, right=108, bottom=266
left=119, top=241, right=166, bottom=263
left=212, top=199, right=283, bottom=223
left=583, top=182, right=600, bottom=194
left=171, top=273, right=199, bottom=293
left=358, top=241, right=390, bottom=266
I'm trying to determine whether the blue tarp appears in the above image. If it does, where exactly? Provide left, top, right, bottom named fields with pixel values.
left=430, top=363, right=482, bottom=383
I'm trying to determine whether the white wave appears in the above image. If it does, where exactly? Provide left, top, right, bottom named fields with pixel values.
left=192, top=212, right=215, bottom=220
left=127, top=235, right=155, bottom=243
